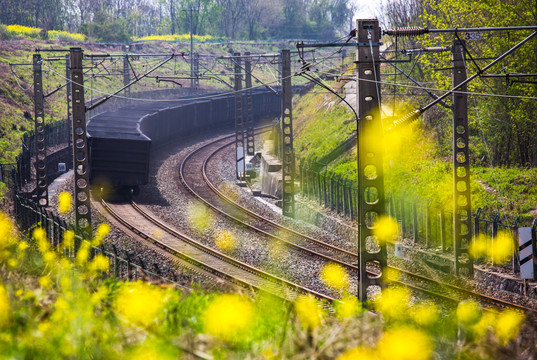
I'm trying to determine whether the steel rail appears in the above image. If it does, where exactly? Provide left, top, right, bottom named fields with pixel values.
left=101, top=198, right=335, bottom=303
left=179, top=133, right=359, bottom=271
left=199, top=132, right=536, bottom=313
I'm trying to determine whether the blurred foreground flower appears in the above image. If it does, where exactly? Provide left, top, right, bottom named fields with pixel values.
left=203, top=294, right=254, bottom=342
left=0, top=212, right=16, bottom=249
left=334, top=294, right=362, bottom=319
left=58, top=192, right=72, bottom=214
left=378, top=327, right=433, bottom=360
left=294, top=295, right=324, bottom=330
left=490, top=231, right=514, bottom=263
left=0, top=285, right=11, bottom=327
left=456, top=300, right=482, bottom=327
left=495, top=309, right=524, bottom=345
left=373, top=216, right=399, bottom=244
left=337, top=346, right=376, bottom=360
left=214, top=229, right=237, bottom=252
left=114, top=281, right=168, bottom=327
left=187, top=202, right=213, bottom=232
left=320, top=262, right=349, bottom=292
left=374, top=287, right=410, bottom=320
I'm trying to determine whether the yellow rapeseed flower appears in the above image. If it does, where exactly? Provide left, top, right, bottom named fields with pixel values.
left=39, top=276, right=52, bottom=289
left=374, top=287, right=410, bottom=320
left=373, top=216, right=399, bottom=244
left=0, top=285, right=11, bottom=327
left=62, top=230, right=75, bottom=250
left=7, top=258, right=18, bottom=268
left=214, top=229, right=237, bottom=252
left=33, top=227, right=49, bottom=252
left=294, top=295, right=324, bottom=330
left=128, top=339, right=178, bottom=360
left=114, top=281, right=167, bottom=327
left=456, top=300, right=483, bottom=327
left=58, top=192, right=72, bottom=214
left=0, top=212, right=16, bottom=248
left=469, top=233, right=488, bottom=259
left=489, top=231, right=514, bottom=263
left=335, top=294, right=362, bottom=319
left=378, top=327, right=433, bottom=360
left=203, top=294, right=254, bottom=342
left=473, top=311, right=497, bottom=339
left=17, top=241, right=28, bottom=253
left=89, top=254, right=110, bottom=273
left=413, top=302, right=439, bottom=327
left=336, top=346, right=376, bottom=360
left=187, top=203, right=213, bottom=232
left=93, top=223, right=111, bottom=246
left=495, top=309, right=524, bottom=345
left=320, top=262, right=349, bottom=292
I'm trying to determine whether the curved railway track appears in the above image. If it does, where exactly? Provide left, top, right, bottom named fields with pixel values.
left=101, top=198, right=335, bottom=304
left=184, top=131, right=536, bottom=314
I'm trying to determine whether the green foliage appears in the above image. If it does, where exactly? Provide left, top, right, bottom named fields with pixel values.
left=80, top=12, right=131, bottom=43
left=294, top=86, right=355, bottom=161
left=0, top=24, right=12, bottom=40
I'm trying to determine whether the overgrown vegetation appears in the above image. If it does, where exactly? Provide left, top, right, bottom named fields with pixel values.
left=0, top=196, right=534, bottom=359
left=0, top=0, right=355, bottom=41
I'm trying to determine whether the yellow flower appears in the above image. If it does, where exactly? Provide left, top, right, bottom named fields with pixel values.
left=337, top=346, right=376, bottom=360
left=489, top=231, right=514, bottom=263
left=413, top=302, right=439, bottom=327
left=469, top=233, right=488, bottom=258
left=294, top=295, right=324, bottom=329
left=89, top=254, right=110, bottom=273
left=58, top=192, right=72, bottom=214
left=114, top=281, right=167, bottom=327
left=187, top=203, right=213, bottom=232
left=7, top=258, right=18, bottom=268
left=378, top=327, right=433, bottom=360
left=39, top=276, right=52, bottom=289
left=473, top=311, right=497, bottom=339
left=17, top=241, right=29, bottom=252
left=203, top=294, right=254, bottom=342
left=0, top=285, right=11, bottom=327
left=62, top=230, right=75, bottom=250
left=0, top=212, right=16, bottom=248
left=335, top=294, right=362, bottom=319
left=214, top=229, right=237, bottom=252
left=128, top=339, right=178, bottom=360
left=374, top=287, right=410, bottom=320
left=495, top=309, right=524, bottom=345
left=320, top=263, right=349, bottom=292
left=93, top=223, right=111, bottom=246
left=33, top=227, right=49, bottom=252
left=456, top=300, right=482, bottom=327
left=373, top=216, right=399, bottom=244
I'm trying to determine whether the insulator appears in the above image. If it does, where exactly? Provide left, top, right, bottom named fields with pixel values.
left=387, top=108, right=424, bottom=132
left=383, top=27, right=429, bottom=37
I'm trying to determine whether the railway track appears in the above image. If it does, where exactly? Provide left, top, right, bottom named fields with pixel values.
left=188, top=131, right=536, bottom=314
left=101, top=198, right=335, bottom=304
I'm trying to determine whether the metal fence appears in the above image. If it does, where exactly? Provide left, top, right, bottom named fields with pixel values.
left=13, top=193, right=187, bottom=287
left=298, top=158, right=537, bottom=275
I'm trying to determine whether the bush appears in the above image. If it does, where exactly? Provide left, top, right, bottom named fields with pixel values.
left=0, top=24, right=12, bottom=40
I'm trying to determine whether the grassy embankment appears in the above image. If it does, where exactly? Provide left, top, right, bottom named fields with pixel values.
left=292, top=78, right=537, bottom=224
left=0, top=196, right=531, bottom=359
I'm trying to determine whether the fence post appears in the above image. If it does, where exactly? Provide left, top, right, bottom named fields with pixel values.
left=512, top=216, right=520, bottom=273
left=440, top=209, right=446, bottom=252
left=474, top=208, right=481, bottom=256
left=400, top=199, right=405, bottom=235
left=491, top=213, right=500, bottom=265
left=425, top=203, right=431, bottom=248
left=412, top=201, right=418, bottom=243
left=531, top=219, right=537, bottom=280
